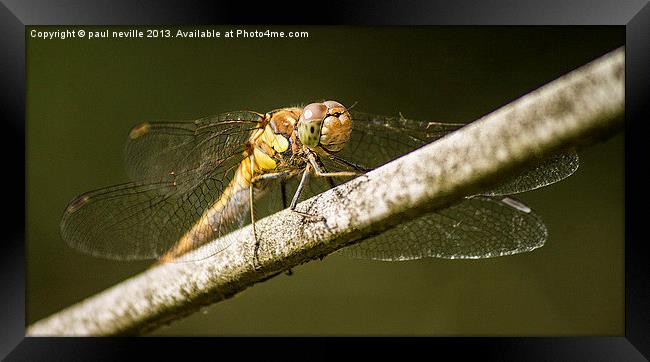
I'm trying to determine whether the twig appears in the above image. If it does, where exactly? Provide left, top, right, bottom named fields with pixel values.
left=27, top=47, right=624, bottom=336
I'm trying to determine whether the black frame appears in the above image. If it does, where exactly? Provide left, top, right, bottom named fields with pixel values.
left=2, top=0, right=647, bottom=360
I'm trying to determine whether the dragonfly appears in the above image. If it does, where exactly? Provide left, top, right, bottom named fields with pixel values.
left=60, top=100, right=579, bottom=263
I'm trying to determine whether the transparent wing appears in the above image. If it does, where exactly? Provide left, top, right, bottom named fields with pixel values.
left=339, top=196, right=547, bottom=261
left=479, top=151, right=579, bottom=196
left=125, top=111, right=261, bottom=186
left=60, top=113, right=262, bottom=261
left=319, top=111, right=579, bottom=196
left=293, top=111, right=464, bottom=202
left=340, top=111, right=465, bottom=169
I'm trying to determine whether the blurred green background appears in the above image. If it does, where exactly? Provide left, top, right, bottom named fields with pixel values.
left=26, top=26, right=624, bottom=335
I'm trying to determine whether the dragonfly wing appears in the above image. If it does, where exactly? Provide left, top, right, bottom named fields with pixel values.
left=125, top=111, right=261, bottom=185
left=60, top=166, right=251, bottom=261
left=339, top=196, right=547, bottom=260
left=61, top=114, right=259, bottom=261
left=297, top=111, right=464, bottom=201
left=480, top=150, right=579, bottom=196
left=335, top=111, right=579, bottom=195
left=343, top=111, right=465, bottom=169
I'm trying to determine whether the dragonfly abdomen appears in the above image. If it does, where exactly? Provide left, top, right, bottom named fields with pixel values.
left=158, top=123, right=292, bottom=262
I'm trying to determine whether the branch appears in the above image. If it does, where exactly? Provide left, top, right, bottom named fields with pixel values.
left=27, top=47, right=624, bottom=336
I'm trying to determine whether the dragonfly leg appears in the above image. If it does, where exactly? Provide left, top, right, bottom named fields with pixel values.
left=249, top=154, right=262, bottom=270
left=290, top=164, right=311, bottom=210
left=251, top=171, right=292, bottom=183
left=318, top=147, right=371, bottom=172
left=280, top=181, right=293, bottom=277
left=312, top=164, right=360, bottom=178
left=289, top=164, right=326, bottom=222
left=280, top=180, right=287, bottom=209
left=307, top=152, right=361, bottom=178
left=313, top=155, right=337, bottom=188
left=251, top=170, right=296, bottom=209
left=329, top=154, right=372, bottom=172
left=314, top=170, right=359, bottom=177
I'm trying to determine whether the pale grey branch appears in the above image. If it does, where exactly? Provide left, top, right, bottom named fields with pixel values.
left=27, top=47, right=624, bottom=336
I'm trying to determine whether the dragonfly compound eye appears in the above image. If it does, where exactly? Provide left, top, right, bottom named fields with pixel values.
left=320, top=100, right=352, bottom=152
left=298, top=103, right=327, bottom=148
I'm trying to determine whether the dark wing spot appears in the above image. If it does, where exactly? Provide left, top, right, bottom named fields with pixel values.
left=66, top=194, right=91, bottom=213
left=129, top=122, right=151, bottom=139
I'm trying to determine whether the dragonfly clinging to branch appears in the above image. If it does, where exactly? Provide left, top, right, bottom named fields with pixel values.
left=60, top=100, right=579, bottom=263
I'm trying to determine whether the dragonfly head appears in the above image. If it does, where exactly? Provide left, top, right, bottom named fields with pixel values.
left=297, top=100, right=352, bottom=152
